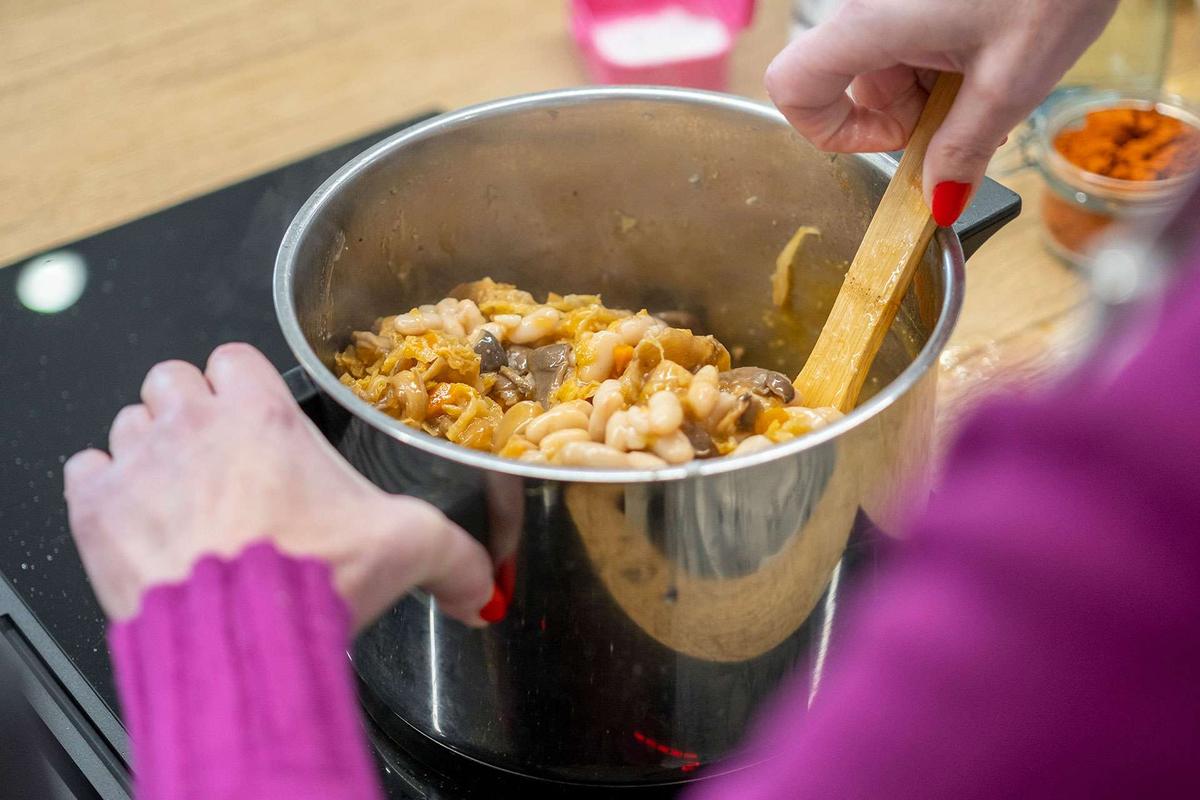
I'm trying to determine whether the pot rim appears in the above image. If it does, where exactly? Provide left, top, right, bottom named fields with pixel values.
left=274, top=85, right=965, bottom=483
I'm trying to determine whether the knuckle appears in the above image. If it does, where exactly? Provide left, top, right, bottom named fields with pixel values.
left=109, top=407, right=132, bottom=431
left=145, top=359, right=194, bottom=386
left=763, top=59, right=790, bottom=103
left=936, top=139, right=995, bottom=169
left=111, top=404, right=144, bottom=429
left=160, top=399, right=209, bottom=428
left=970, top=75, right=1022, bottom=117
left=210, top=341, right=256, bottom=362
left=208, top=342, right=263, bottom=374
left=63, top=450, right=102, bottom=487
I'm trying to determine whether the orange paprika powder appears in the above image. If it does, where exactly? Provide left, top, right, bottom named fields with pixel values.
left=1054, top=107, right=1200, bottom=180
left=1041, top=103, right=1200, bottom=262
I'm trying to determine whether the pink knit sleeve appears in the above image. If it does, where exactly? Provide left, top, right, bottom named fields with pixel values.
left=108, top=542, right=384, bottom=800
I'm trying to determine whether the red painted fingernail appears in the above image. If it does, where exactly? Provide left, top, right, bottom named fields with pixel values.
left=479, top=584, right=508, bottom=623
left=931, top=181, right=972, bottom=227
left=496, top=556, right=516, bottom=601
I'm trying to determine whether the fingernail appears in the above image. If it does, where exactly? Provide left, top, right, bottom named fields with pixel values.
left=931, top=181, right=972, bottom=227
left=496, top=556, right=516, bottom=600
left=479, top=584, right=508, bottom=624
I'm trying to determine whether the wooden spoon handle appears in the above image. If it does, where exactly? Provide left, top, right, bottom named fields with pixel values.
left=794, top=72, right=963, bottom=412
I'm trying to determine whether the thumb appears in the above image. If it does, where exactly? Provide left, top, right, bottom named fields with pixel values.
left=922, top=71, right=1023, bottom=226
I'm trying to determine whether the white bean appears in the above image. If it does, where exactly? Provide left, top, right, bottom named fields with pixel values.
left=524, top=406, right=589, bottom=444
left=557, top=441, right=631, bottom=468
left=509, top=307, right=561, bottom=344
left=605, top=408, right=648, bottom=452
left=479, top=321, right=506, bottom=342
left=518, top=450, right=549, bottom=463
left=499, top=434, right=537, bottom=458
left=686, top=365, right=719, bottom=419
left=783, top=407, right=831, bottom=432
left=557, top=399, right=593, bottom=419
left=439, top=310, right=466, bottom=338
left=492, top=314, right=522, bottom=334
left=457, top=299, right=485, bottom=334
left=705, top=390, right=739, bottom=429
left=614, top=314, right=662, bottom=346
left=577, top=330, right=621, bottom=383
left=539, top=428, right=591, bottom=456
left=589, top=379, right=624, bottom=442
left=647, top=390, right=683, bottom=436
left=732, top=435, right=773, bottom=455
left=651, top=430, right=694, bottom=464
left=812, top=406, right=843, bottom=425
left=626, top=451, right=668, bottom=469
left=393, top=313, right=428, bottom=336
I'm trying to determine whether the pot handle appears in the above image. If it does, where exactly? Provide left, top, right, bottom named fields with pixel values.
left=283, top=364, right=320, bottom=409
left=952, top=175, right=1022, bottom=260
left=886, top=152, right=1022, bottom=260
left=283, top=365, right=353, bottom=439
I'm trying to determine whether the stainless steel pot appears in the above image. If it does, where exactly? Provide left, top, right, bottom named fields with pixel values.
left=274, top=87, right=1018, bottom=787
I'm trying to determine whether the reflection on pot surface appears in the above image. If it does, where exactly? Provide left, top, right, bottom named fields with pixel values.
left=274, top=88, right=1014, bottom=785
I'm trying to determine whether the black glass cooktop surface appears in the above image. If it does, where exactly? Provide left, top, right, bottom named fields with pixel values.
left=0, top=109, right=712, bottom=799
left=1, top=117, right=446, bottom=714
left=1, top=112, right=589, bottom=799
left=0, top=106, right=928, bottom=799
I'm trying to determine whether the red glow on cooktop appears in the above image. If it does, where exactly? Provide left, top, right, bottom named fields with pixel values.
left=633, top=730, right=702, bottom=772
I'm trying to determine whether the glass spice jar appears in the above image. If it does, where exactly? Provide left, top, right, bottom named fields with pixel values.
left=1034, top=91, right=1200, bottom=266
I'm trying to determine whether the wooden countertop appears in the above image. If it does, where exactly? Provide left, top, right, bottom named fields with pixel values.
left=3, top=0, right=1197, bottom=442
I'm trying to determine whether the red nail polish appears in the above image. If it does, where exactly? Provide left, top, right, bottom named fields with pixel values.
left=479, top=584, right=508, bottom=623
left=931, top=181, right=972, bottom=227
left=496, top=556, right=516, bottom=601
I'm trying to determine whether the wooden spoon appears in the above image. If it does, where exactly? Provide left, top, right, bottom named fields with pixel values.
left=794, top=72, right=963, bottom=412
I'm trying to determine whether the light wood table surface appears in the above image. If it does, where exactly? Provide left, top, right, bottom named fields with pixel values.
left=3, top=0, right=1197, bottom=445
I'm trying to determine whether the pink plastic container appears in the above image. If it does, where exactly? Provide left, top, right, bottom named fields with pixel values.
left=570, top=0, right=756, bottom=91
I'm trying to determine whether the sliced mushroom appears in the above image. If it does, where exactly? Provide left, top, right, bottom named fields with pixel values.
left=529, top=343, right=572, bottom=406
left=491, top=374, right=519, bottom=408
left=472, top=330, right=507, bottom=373
left=737, top=394, right=764, bottom=432
left=497, top=366, right=535, bottom=405
left=713, top=392, right=760, bottom=435
left=719, top=367, right=796, bottom=405
left=681, top=420, right=716, bottom=459
left=506, top=345, right=532, bottom=373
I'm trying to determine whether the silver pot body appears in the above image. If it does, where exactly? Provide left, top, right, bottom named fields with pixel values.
left=275, top=88, right=975, bottom=786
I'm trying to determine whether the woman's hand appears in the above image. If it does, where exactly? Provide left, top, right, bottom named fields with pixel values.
left=63, top=343, right=496, bottom=630
left=765, top=0, right=1118, bottom=224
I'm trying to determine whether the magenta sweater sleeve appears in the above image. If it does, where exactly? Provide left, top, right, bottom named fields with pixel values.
left=108, top=543, right=383, bottom=800
left=688, top=261, right=1200, bottom=798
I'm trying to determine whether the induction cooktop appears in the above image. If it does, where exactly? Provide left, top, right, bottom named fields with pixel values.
left=0, top=108, right=1012, bottom=798
left=1, top=111, right=636, bottom=799
left=2, top=108, right=756, bottom=799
